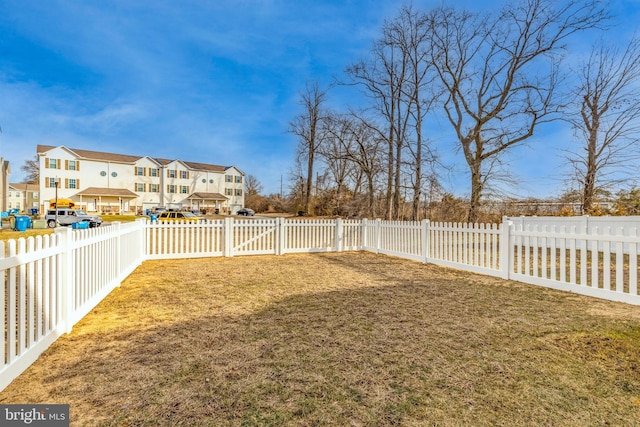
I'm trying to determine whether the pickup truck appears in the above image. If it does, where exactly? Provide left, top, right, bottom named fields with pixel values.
left=44, top=208, right=103, bottom=228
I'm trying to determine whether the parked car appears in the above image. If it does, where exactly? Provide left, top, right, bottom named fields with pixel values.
left=236, top=208, right=255, bottom=216
left=157, top=211, right=203, bottom=223
left=45, top=208, right=103, bottom=228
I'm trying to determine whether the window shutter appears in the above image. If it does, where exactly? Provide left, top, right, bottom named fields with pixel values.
left=77, top=179, right=80, bottom=188
left=77, top=161, right=80, bottom=171
left=57, top=159, right=61, bottom=169
left=65, top=178, right=69, bottom=188
left=45, top=178, right=49, bottom=188
left=144, top=167, right=147, bottom=176
left=45, top=158, right=49, bottom=168
left=65, top=160, right=69, bottom=170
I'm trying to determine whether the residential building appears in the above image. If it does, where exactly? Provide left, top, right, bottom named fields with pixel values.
left=37, top=145, right=245, bottom=214
left=8, top=183, right=40, bottom=213
left=0, top=157, right=8, bottom=212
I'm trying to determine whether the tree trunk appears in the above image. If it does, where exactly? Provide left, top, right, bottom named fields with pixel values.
left=468, top=158, right=483, bottom=223
left=305, top=148, right=314, bottom=215
left=582, top=128, right=598, bottom=214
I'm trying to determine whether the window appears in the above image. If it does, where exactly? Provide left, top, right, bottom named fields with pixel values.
left=180, top=185, right=188, bottom=194
left=235, top=189, right=243, bottom=196
left=168, top=185, right=176, bottom=193
left=235, top=176, right=242, bottom=184
left=225, top=175, right=233, bottom=182
left=47, top=178, right=58, bottom=188
left=16, top=202, right=20, bottom=210
left=7, top=191, right=11, bottom=197
left=68, top=179, right=78, bottom=189
left=135, top=183, right=145, bottom=192
left=100, top=171, right=107, bottom=176
left=168, top=169, right=176, bottom=178
left=150, top=168, right=159, bottom=177
left=111, top=172, right=117, bottom=177
left=33, top=192, right=39, bottom=199
left=225, top=188, right=233, bottom=196
left=48, top=158, right=59, bottom=169
left=67, top=160, right=78, bottom=171
left=150, top=184, right=159, bottom=193
left=135, top=167, right=145, bottom=176
left=180, top=170, right=189, bottom=179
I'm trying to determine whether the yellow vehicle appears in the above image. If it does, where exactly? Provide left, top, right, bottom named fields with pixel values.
left=49, top=198, right=75, bottom=209
left=157, top=211, right=203, bottom=223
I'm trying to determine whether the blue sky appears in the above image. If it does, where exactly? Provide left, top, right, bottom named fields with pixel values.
left=1, top=0, right=639, bottom=198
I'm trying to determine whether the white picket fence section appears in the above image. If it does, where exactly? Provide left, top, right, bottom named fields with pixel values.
left=0, top=220, right=145, bottom=392
left=2, top=216, right=640, bottom=392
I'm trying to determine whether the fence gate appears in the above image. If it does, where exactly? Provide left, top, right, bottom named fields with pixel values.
left=229, top=218, right=280, bottom=256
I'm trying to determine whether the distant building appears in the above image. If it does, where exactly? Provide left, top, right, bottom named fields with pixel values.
left=36, top=145, right=245, bottom=214
left=0, top=158, right=9, bottom=212
left=8, top=183, right=40, bottom=213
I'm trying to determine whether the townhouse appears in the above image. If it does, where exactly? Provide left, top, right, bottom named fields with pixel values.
left=37, top=145, right=245, bottom=215
left=8, top=183, right=40, bottom=213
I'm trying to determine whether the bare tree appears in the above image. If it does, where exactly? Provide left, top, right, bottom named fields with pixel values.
left=428, top=0, right=607, bottom=222
left=566, top=37, right=640, bottom=214
left=319, top=114, right=355, bottom=215
left=391, top=5, right=437, bottom=220
left=244, top=174, right=263, bottom=196
left=243, top=174, right=266, bottom=212
left=346, top=37, right=407, bottom=219
left=289, top=82, right=329, bottom=215
left=21, top=156, right=40, bottom=184
left=345, top=5, right=436, bottom=220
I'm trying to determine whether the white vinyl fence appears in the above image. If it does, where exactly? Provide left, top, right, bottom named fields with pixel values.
left=0, top=220, right=145, bottom=392
left=2, top=216, right=640, bottom=392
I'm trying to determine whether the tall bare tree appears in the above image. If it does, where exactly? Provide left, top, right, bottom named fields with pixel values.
left=345, top=5, right=436, bottom=220
left=428, top=0, right=607, bottom=222
left=21, top=156, right=40, bottom=184
left=289, top=82, right=329, bottom=215
left=390, top=5, right=437, bottom=220
left=566, top=37, right=640, bottom=214
left=319, top=114, right=356, bottom=215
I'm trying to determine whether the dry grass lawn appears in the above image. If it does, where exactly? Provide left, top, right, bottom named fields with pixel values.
left=1, top=252, right=640, bottom=426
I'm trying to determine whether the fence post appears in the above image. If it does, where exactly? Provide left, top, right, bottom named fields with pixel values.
left=499, top=219, right=513, bottom=280
left=422, top=219, right=430, bottom=264
left=276, top=217, right=286, bottom=256
left=335, top=218, right=343, bottom=252
left=361, top=219, right=368, bottom=251
left=135, top=218, right=148, bottom=262
left=55, top=227, right=75, bottom=334
left=224, top=217, right=234, bottom=257
left=375, top=219, right=382, bottom=254
left=114, top=222, right=122, bottom=284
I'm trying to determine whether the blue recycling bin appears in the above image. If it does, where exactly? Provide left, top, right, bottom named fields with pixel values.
left=72, top=221, right=90, bottom=229
left=30, top=208, right=38, bottom=215
left=149, top=214, right=158, bottom=221
left=13, top=215, right=32, bottom=232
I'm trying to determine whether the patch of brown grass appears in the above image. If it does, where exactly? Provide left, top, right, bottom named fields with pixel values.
left=1, top=252, right=639, bottom=426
